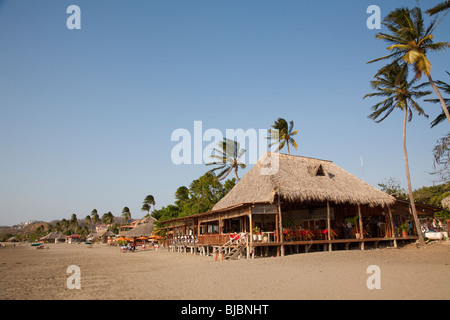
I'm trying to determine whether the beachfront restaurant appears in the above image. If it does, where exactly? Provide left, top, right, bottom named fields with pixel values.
left=159, top=153, right=429, bottom=259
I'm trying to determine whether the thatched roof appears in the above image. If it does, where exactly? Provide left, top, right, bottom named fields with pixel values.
left=212, top=153, right=396, bottom=210
left=40, top=232, right=65, bottom=241
left=122, top=216, right=156, bottom=237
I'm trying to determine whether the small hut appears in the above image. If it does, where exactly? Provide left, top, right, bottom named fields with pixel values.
left=65, top=234, right=81, bottom=244
left=40, top=232, right=65, bottom=243
left=122, top=216, right=156, bottom=238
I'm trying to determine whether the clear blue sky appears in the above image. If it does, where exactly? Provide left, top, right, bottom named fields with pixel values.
left=0, top=0, right=449, bottom=226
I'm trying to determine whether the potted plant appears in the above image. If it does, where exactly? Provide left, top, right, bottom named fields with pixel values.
left=257, top=232, right=263, bottom=242
left=399, top=222, right=409, bottom=237
left=252, top=227, right=260, bottom=241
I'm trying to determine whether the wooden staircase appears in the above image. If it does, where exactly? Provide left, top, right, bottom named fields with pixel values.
left=213, top=233, right=248, bottom=261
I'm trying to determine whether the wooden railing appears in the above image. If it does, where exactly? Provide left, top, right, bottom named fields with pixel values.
left=198, top=234, right=230, bottom=245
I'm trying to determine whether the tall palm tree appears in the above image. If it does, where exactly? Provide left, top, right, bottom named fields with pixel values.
left=425, top=72, right=450, bottom=127
left=70, top=214, right=78, bottom=234
left=102, top=212, right=114, bottom=226
left=267, top=118, right=298, bottom=155
left=143, top=195, right=155, bottom=212
left=141, top=203, right=151, bottom=217
left=91, top=209, right=99, bottom=225
left=367, top=7, right=450, bottom=125
left=122, top=207, right=131, bottom=224
left=427, top=1, right=450, bottom=16
left=364, top=62, right=431, bottom=246
left=206, top=138, right=246, bottom=181
left=84, top=215, right=92, bottom=232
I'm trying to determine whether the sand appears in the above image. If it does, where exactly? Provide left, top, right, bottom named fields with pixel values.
left=0, top=242, right=449, bottom=300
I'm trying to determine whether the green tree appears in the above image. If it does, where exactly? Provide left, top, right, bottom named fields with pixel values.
left=102, top=212, right=114, bottom=226
left=143, top=195, right=156, bottom=211
left=267, top=118, right=298, bottom=155
left=426, top=1, right=450, bottom=16
left=174, top=186, right=190, bottom=207
left=425, top=72, right=450, bottom=128
left=69, top=214, right=78, bottom=234
left=364, top=62, right=431, bottom=246
left=122, top=207, right=131, bottom=224
left=84, top=215, right=92, bottom=232
left=91, top=209, right=100, bottom=226
left=368, top=7, right=450, bottom=125
left=206, top=138, right=246, bottom=181
left=141, top=203, right=150, bottom=217
left=377, top=177, right=407, bottom=197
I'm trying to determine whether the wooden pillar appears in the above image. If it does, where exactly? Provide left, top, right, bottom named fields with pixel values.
left=277, top=196, right=284, bottom=256
left=358, top=204, right=364, bottom=250
left=387, top=206, right=397, bottom=248
left=248, top=207, right=252, bottom=259
left=327, top=200, right=332, bottom=251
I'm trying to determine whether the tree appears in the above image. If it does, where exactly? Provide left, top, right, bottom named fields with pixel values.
left=368, top=7, right=450, bottom=125
left=141, top=203, right=150, bottom=217
left=430, top=132, right=450, bottom=182
left=377, top=177, right=407, bottom=197
left=206, top=138, right=246, bottom=181
left=91, top=209, right=100, bottom=226
left=425, top=72, right=450, bottom=128
left=143, top=195, right=156, bottom=211
left=69, top=214, right=78, bottom=234
left=122, top=207, right=131, bottom=224
left=267, top=118, right=298, bottom=155
left=102, top=212, right=114, bottom=226
left=426, top=1, right=450, bottom=16
left=84, top=215, right=92, bottom=232
left=364, top=62, right=431, bottom=246
left=174, top=186, right=190, bottom=207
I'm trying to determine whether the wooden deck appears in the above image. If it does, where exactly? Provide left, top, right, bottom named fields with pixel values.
left=249, top=236, right=418, bottom=256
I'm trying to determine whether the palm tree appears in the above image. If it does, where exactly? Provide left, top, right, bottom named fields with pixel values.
left=143, top=195, right=156, bottom=212
left=364, top=62, right=431, bottom=246
left=425, top=72, right=450, bottom=127
left=70, top=214, right=78, bottom=234
left=427, top=1, right=450, bottom=16
left=367, top=7, right=450, bottom=125
left=84, top=215, right=92, bottom=232
left=102, top=212, right=114, bottom=226
left=91, top=209, right=99, bottom=225
left=141, top=203, right=150, bottom=217
left=206, top=138, right=246, bottom=181
left=122, top=207, right=131, bottom=224
left=267, top=118, right=298, bottom=155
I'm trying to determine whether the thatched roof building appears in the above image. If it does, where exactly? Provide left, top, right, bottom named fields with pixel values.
left=212, top=152, right=395, bottom=211
left=40, top=232, right=65, bottom=243
left=122, top=216, right=156, bottom=238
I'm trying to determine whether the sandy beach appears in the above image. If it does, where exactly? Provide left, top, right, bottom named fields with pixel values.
left=1, top=242, right=449, bottom=300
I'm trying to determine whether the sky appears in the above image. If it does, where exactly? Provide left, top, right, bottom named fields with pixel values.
left=0, top=0, right=449, bottom=226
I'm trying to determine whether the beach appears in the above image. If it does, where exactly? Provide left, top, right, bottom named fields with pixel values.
left=0, top=242, right=449, bottom=300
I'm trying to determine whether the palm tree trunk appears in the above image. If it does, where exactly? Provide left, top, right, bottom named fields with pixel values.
left=428, top=74, right=450, bottom=126
left=234, top=166, right=240, bottom=180
left=402, top=106, right=425, bottom=246
left=286, top=140, right=290, bottom=155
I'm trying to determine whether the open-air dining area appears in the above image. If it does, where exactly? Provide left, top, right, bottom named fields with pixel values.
left=158, top=153, right=439, bottom=260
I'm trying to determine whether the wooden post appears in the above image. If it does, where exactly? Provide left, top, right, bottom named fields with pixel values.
left=327, top=200, right=332, bottom=251
left=247, top=207, right=252, bottom=259
left=388, top=206, right=397, bottom=248
left=358, top=204, right=364, bottom=250
left=277, top=196, right=284, bottom=257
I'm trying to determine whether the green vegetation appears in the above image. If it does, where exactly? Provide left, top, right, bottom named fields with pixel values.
left=153, top=173, right=236, bottom=229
